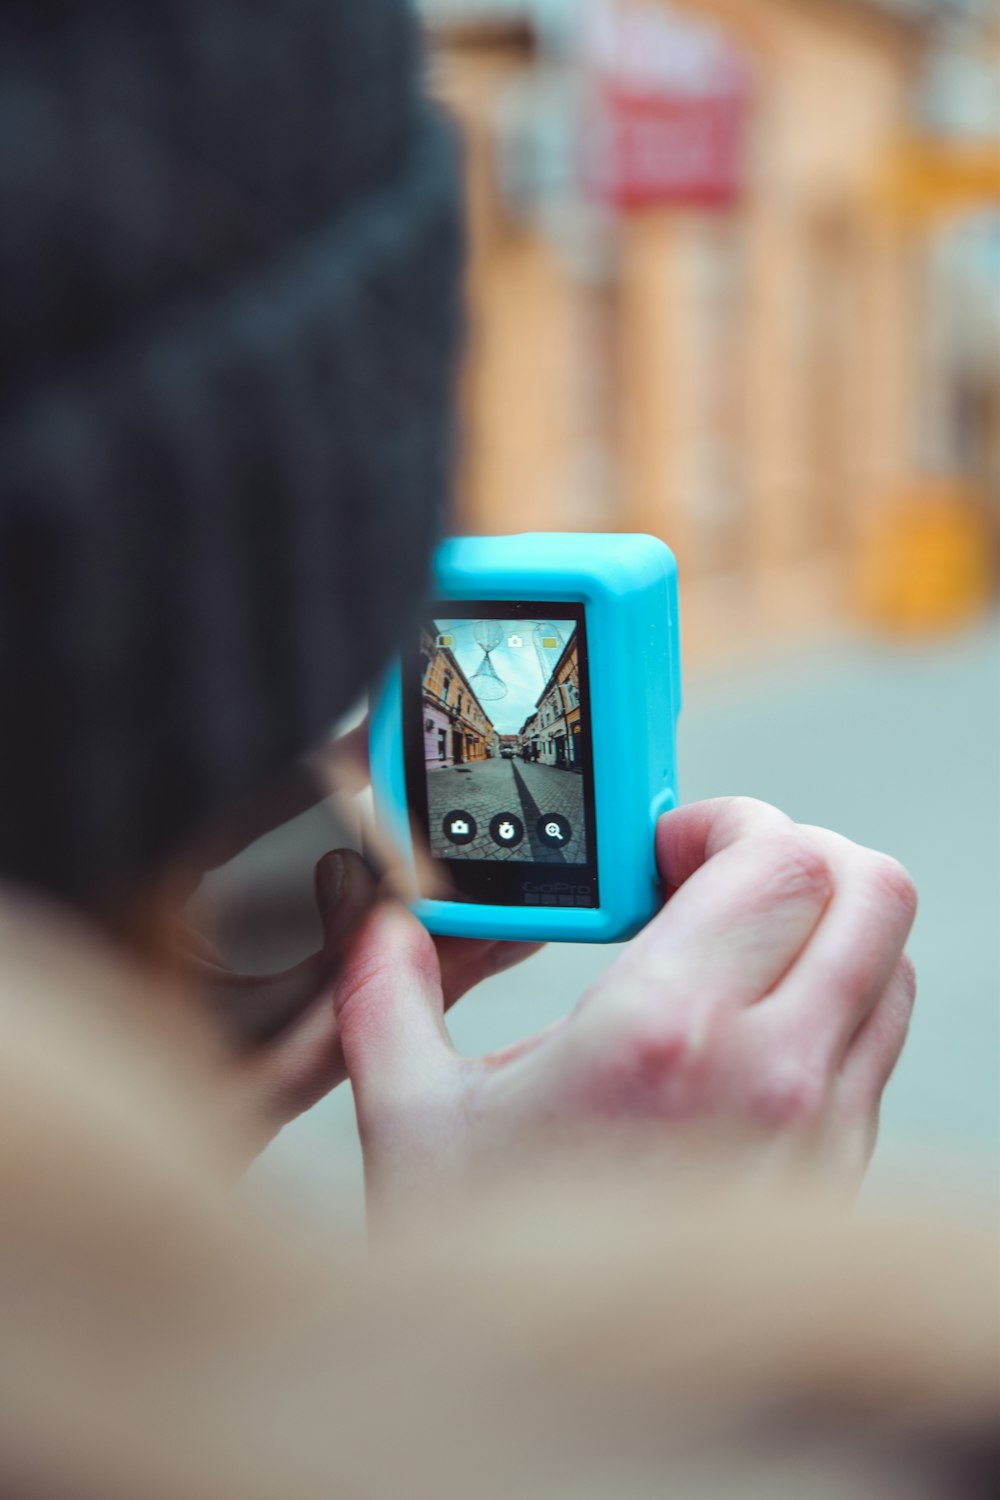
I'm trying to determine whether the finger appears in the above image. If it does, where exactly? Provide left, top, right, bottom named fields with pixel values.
left=313, top=715, right=371, bottom=800
left=650, top=796, right=795, bottom=937
left=743, top=828, right=917, bottom=1069
left=434, top=938, right=544, bottom=1009
left=232, top=987, right=346, bottom=1147
left=329, top=716, right=371, bottom=776
left=169, top=917, right=229, bottom=967
left=655, top=796, right=797, bottom=889
left=195, top=849, right=377, bottom=1050
left=332, top=902, right=457, bottom=1122
left=835, top=952, right=917, bottom=1116
left=224, top=852, right=381, bottom=1143
left=580, top=816, right=834, bottom=1057
left=794, top=955, right=918, bottom=1191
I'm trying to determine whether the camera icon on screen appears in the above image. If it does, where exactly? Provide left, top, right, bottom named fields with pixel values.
left=444, top=811, right=477, bottom=846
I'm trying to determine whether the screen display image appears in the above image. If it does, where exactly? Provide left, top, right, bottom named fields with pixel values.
left=403, top=602, right=599, bottom=908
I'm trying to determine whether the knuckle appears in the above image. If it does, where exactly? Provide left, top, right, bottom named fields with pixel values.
left=335, top=913, right=440, bottom=1023
left=332, top=955, right=386, bottom=1035
left=828, top=954, right=873, bottom=1010
left=603, top=1014, right=704, bottom=1107
left=756, top=833, right=834, bottom=907
left=707, top=798, right=779, bottom=858
left=867, top=855, right=918, bottom=924
left=625, top=1020, right=696, bottom=1082
left=720, top=794, right=772, bottom=822
left=897, top=951, right=918, bottom=1005
left=714, top=796, right=777, bottom=843
left=750, top=1064, right=827, bottom=1128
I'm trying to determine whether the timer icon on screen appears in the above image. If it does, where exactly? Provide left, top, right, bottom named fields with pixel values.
left=489, top=813, right=524, bottom=849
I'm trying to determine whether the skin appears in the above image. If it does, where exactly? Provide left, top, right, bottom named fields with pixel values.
left=0, top=801, right=945, bottom=1500
left=208, top=794, right=917, bottom=1199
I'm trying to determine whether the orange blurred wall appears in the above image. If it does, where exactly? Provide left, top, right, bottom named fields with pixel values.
left=429, top=1, right=935, bottom=658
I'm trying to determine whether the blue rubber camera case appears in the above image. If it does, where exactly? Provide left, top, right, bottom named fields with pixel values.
left=370, top=533, right=681, bottom=943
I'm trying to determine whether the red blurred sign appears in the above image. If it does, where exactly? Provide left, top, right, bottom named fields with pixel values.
left=586, top=89, right=749, bottom=209
left=583, top=2, right=751, bottom=211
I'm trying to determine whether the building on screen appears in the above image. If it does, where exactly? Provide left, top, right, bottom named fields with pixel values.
left=420, top=625, right=496, bottom=767
left=517, top=634, right=582, bottom=769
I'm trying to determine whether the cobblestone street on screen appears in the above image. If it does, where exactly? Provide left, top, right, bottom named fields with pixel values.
left=428, top=758, right=586, bottom=863
left=419, top=612, right=589, bottom=864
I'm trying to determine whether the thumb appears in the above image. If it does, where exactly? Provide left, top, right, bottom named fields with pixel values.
left=187, top=848, right=376, bottom=1054
left=332, top=901, right=456, bottom=1125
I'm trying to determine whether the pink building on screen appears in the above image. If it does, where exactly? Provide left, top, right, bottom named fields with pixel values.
left=424, top=703, right=451, bottom=768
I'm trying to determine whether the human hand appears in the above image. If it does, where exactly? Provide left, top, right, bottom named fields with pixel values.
left=332, top=798, right=917, bottom=1208
left=169, top=722, right=541, bottom=1156
left=176, top=849, right=538, bottom=1156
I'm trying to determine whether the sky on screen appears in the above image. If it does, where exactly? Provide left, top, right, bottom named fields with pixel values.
left=433, top=617, right=571, bottom=734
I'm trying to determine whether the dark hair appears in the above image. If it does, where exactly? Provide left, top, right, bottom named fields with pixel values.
left=0, top=0, right=464, bottom=911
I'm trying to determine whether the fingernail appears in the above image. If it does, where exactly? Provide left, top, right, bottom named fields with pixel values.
left=316, top=850, right=345, bottom=907
left=316, top=850, right=380, bottom=960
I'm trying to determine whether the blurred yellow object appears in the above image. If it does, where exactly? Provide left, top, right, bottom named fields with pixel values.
left=857, top=483, right=997, bottom=633
left=882, top=137, right=1000, bottom=224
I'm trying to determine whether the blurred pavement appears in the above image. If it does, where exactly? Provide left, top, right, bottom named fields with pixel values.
left=256, top=618, right=1000, bottom=1226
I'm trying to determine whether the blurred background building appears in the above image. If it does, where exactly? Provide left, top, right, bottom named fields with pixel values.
left=421, top=0, right=1000, bottom=658
left=254, top=0, right=999, bottom=1226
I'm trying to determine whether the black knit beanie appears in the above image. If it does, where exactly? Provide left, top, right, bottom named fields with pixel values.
left=0, top=0, right=463, bottom=910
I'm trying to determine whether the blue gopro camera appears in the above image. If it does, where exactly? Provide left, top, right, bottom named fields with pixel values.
left=370, top=534, right=681, bottom=943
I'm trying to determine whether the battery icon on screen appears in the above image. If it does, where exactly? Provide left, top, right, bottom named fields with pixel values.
left=542, top=637, right=558, bottom=648
left=437, top=634, right=454, bottom=647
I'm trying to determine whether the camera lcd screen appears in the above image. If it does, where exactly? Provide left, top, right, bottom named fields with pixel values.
left=403, top=602, right=599, bottom=908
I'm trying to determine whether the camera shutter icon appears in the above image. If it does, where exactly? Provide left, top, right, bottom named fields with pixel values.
left=444, top=811, right=477, bottom=846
